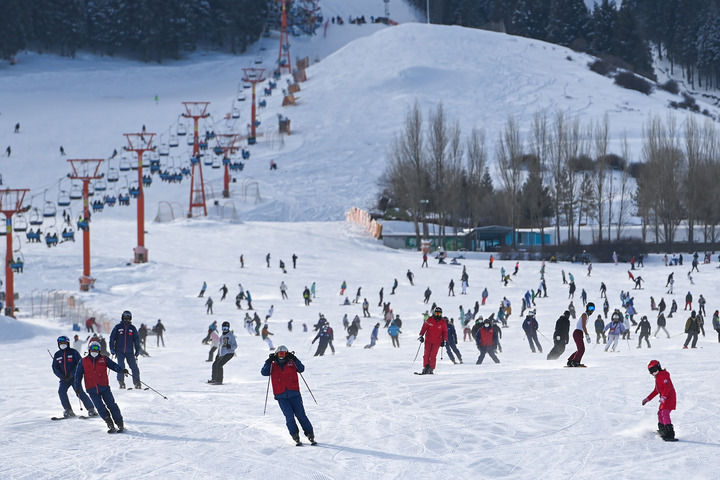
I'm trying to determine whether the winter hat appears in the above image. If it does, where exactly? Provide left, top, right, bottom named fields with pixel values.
left=221, top=321, right=230, bottom=331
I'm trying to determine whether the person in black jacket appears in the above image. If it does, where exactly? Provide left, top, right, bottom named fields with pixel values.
left=636, top=315, right=652, bottom=348
left=594, top=315, right=606, bottom=344
left=522, top=311, right=542, bottom=353
left=547, top=311, right=570, bottom=360
left=655, top=312, right=670, bottom=338
left=444, top=318, right=463, bottom=364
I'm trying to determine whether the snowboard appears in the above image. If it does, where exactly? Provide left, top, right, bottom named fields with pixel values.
left=564, top=364, right=586, bottom=368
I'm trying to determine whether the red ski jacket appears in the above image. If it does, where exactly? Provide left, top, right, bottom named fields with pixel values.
left=76, top=354, right=119, bottom=391
left=267, top=360, right=305, bottom=398
left=477, top=326, right=495, bottom=347
left=419, top=316, right=448, bottom=344
left=646, top=370, right=676, bottom=410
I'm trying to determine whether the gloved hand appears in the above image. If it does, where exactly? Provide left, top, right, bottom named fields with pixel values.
left=660, top=396, right=666, bottom=404
left=268, top=353, right=276, bottom=361
left=642, top=397, right=649, bottom=406
left=585, top=334, right=591, bottom=343
left=441, top=341, right=446, bottom=347
left=418, top=336, right=424, bottom=343
left=287, top=352, right=296, bottom=361
left=123, top=368, right=129, bottom=375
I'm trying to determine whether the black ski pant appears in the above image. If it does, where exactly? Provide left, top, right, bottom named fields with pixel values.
left=546, top=340, right=566, bottom=360
left=445, top=342, right=462, bottom=362
left=638, top=332, right=651, bottom=348
left=716, top=328, right=720, bottom=343
left=211, top=353, right=233, bottom=383
left=476, top=345, right=499, bottom=364
left=207, top=345, right=217, bottom=361
left=683, top=332, right=699, bottom=348
left=314, top=339, right=329, bottom=356
left=526, top=332, right=542, bottom=353
left=391, top=335, right=400, bottom=348
left=596, top=331, right=606, bottom=343
left=655, top=326, right=670, bottom=338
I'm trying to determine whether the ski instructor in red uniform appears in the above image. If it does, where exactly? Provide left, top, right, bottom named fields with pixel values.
left=418, top=306, right=449, bottom=374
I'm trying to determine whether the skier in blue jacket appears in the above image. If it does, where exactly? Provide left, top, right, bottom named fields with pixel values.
left=52, top=335, right=97, bottom=418
left=109, top=310, right=141, bottom=389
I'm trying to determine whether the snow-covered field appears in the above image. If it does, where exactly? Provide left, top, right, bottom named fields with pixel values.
left=2, top=221, right=720, bottom=479
left=1, top=1, right=719, bottom=478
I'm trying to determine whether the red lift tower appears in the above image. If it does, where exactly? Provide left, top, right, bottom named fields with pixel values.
left=124, top=132, right=155, bottom=263
left=277, top=0, right=292, bottom=74
left=68, top=159, right=104, bottom=292
left=243, top=68, right=266, bottom=145
left=182, top=102, right=210, bottom=217
left=0, top=188, right=29, bottom=317
left=216, top=133, right=240, bottom=198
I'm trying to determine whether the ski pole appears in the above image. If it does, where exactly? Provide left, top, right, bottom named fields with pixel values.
left=134, top=377, right=168, bottom=400
left=412, top=341, right=422, bottom=364
left=263, top=372, right=271, bottom=415
left=298, top=371, right=318, bottom=405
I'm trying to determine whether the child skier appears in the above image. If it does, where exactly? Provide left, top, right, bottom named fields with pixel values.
left=642, top=360, right=677, bottom=441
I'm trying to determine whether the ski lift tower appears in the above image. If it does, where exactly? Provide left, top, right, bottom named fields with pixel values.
left=216, top=133, right=240, bottom=198
left=243, top=68, right=266, bottom=145
left=276, top=0, right=292, bottom=74
left=68, top=159, right=104, bottom=292
left=182, top=102, right=210, bottom=217
left=0, top=188, right=29, bottom=317
left=123, top=132, right=155, bottom=263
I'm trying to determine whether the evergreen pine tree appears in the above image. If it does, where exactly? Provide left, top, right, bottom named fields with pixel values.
left=546, top=0, right=590, bottom=49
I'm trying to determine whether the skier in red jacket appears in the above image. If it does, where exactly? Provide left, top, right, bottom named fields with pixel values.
left=417, top=306, right=448, bottom=374
left=642, top=360, right=677, bottom=441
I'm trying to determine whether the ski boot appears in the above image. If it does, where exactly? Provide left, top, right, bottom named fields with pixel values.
left=87, top=409, right=98, bottom=417
left=63, top=409, right=76, bottom=418
left=119, top=381, right=126, bottom=389
left=306, top=433, right=317, bottom=446
left=662, top=424, right=676, bottom=441
left=116, top=421, right=125, bottom=433
left=134, top=382, right=142, bottom=389
left=292, top=433, right=302, bottom=446
left=105, top=417, right=116, bottom=433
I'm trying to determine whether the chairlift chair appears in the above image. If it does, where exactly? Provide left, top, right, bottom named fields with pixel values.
left=10, top=251, right=24, bottom=273
left=177, top=122, right=187, bottom=136
left=204, top=155, right=213, bottom=166
left=43, top=201, right=57, bottom=218
left=232, top=107, right=241, bottom=119
left=14, top=213, right=28, bottom=232
left=237, top=91, right=247, bottom=102
left=107, top=166, right=120, bottom=183
left=29, top=208, right=43, bottom=226
left=119, top=156, right=131, bottom=172
left=69, top=183, right=83, bottom=200
left=104, top=191, right=117, bottom=207
left=61, top=227, right=75, bottom=242
left=158, top=143, right=170, bottom=156
left=57, top=190, right=71, bottom=207
left=212, top=156, right=221, bottom=169
left=129, top=181, right=140, bottom=199
left=94, top=179, right=107, bottom=192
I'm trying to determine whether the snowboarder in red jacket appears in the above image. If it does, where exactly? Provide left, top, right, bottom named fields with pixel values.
left=642, top=360, right=677, bottom=441
left=417, top=306, right=448, bottom=374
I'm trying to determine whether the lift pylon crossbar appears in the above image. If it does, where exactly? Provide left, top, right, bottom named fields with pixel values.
left=0, top=188, right=29, bottom=317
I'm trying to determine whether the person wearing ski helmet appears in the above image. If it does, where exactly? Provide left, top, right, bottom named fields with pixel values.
left=417, top=307, right=448, bottom=374
left=475, top=317, right=500, bottom=365
left=567, top=302, right=594, bottom=367
left=109, top=310, right=141, bottom=389
left=52, top=335, right=97, bottom=418
left=642, top=360, right=677, bottom=441
left=261, top=345, right=316, bottom=445
left=74, top=341, right=128, bottom=433
left=208, top=321, right=237, bottom=385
